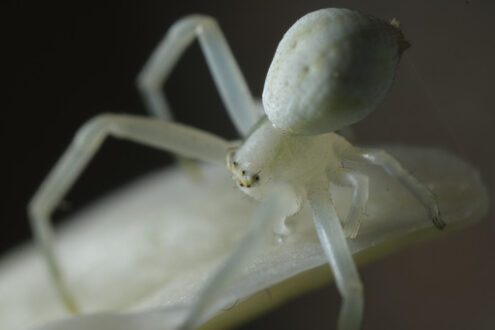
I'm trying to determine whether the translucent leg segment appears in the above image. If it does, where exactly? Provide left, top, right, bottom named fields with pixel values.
left=179, top=186, right=293, bottom=329
left=137, top=15, right=259, bottom=136
left=331, top=169, right=369, bottom=239
left=28, top=114, right=230, bottom=312
left=309, top=188, right=364, bottom=330
left=342, top=147, right=446, bottom=230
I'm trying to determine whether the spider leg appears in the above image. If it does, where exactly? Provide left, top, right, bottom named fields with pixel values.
left=342, top=147, right=446, bottom=230
left=178, top=186, right=293, bottom=329
left=137, top=15, right=259, bottom=136
left=331, top=169, right=369, bottom=239
left=308, top=188, right=364, bottom=330
left=28, top=114, right=230, bottom=313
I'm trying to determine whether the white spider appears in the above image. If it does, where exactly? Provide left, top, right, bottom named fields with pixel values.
left=29, top=8, right=445, bottom=330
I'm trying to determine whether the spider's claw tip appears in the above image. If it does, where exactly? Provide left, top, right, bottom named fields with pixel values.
left=432, top=213, right=446, bottom=230
left=345, top=229, right=359, bottom=239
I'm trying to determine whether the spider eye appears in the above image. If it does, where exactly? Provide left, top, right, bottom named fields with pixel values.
left=241, top=170, right=246, bottom=176
left=239, top=183, right=244, bottom=187
left=233, top=161, right=238, bottom=167
left=254, top=175, right=260, bottom=181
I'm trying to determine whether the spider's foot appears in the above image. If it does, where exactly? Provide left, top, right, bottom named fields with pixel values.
left=274, top=229, right=291, bottom=243
left=273, top=216, right=291, bottom=242
left=425, top=191, right=446, bottom=230
left=275, top=234, right=286, bottom=243
left=431, top=210, right=446, bottom=230
left=343, top=220, right=360, bottom=239
left=342, top=210, right=364, bottom=239
left=274, top=226, right=291, bottom=243
left=61, top=290, right=80, bottom=314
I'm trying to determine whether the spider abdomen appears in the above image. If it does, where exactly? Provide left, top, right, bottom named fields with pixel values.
left=262, top=8, right=408, bottom=135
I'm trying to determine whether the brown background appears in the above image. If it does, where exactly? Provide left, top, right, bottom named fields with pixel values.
left=3, top=1, right=494, bottom=329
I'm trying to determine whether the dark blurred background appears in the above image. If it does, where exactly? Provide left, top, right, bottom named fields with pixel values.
left=2, top=1, right=495, bottom=329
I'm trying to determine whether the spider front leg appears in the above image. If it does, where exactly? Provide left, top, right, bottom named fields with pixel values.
left=179, top=185, right=294, bottom=329
left=308, top=187, right=364, bottom=330
left=331, top=169, right=369, bottom=239
left=28, top=114, right=230, bottom=312
left=137, top=15, right=259, bottom=136
left=341, top=147, right=446, bottom=230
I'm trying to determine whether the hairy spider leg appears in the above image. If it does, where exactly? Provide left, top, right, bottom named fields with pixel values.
left=137, top=15, right=259, bottom=136
left=28, top=114, right=231, bottom=312
left=179, top=185, right=294, bottom=329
